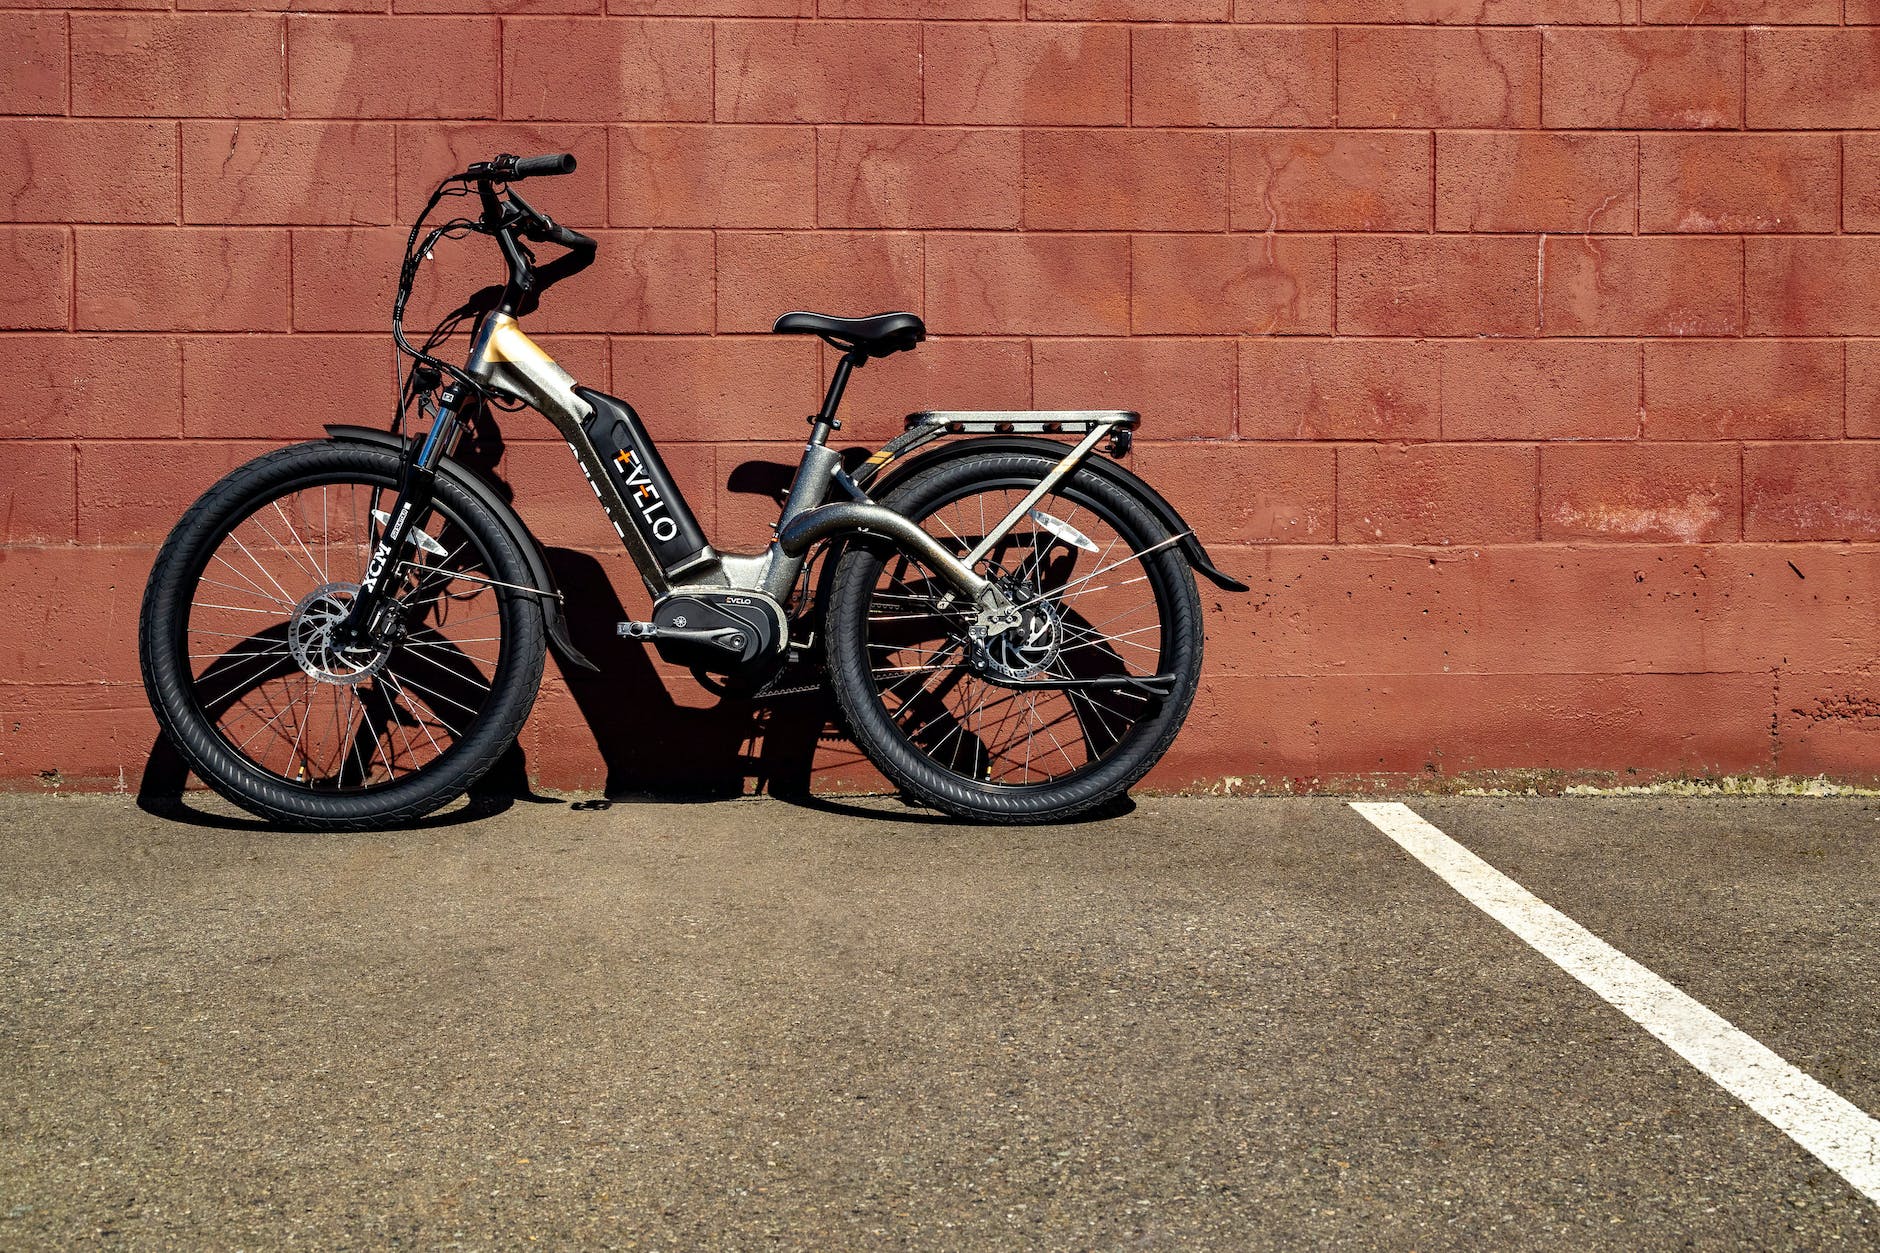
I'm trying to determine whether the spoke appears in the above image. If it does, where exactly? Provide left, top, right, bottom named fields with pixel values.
left=1073, top=600, right=1163, bottom=635
left=1023, top=535, right=1184, bottom=609
left=876, top=640, right=964, bottom=706
left=341, top=688, right=372, bottom=786
left=1022, top=692, right=1039, bottom=783
left=1070, top=685, right=1126, bottom=748
left=236, top=690, right=299, bottom=753
left=380, top=674, right=466, bottom=739
left=367, top=690, right=398, bottom=781
left=273, top=499, right=330, bottom=585
left=226, top=531, right=301, bottom=608
left=384, top=665, right=483, bottom=720
left=978, top=685, right=1034, bottom=763
left=197, top=575, right=295, bottom=606
left=1040, top=718, right=1079, bottom=775
left=864, top=654, right=955, bottom=673
left=1056, top=621, right=1161, bottom=650
left=285, top=676, right=314, bottom=781
left=1071, top=687, right=1148, bottom=731
left=382, top=669, right=448, bottom=762
left=928, top=508, right=971, bottom=554
left=401, top=539, right=477, bottom=602
left=1057, top=616, right=1161, bottom=643
left=191, top=601, right=294, bottom=618
left=210, top=552, right=296, bottom=609
left=380, top=684, right=425, bottom=773
left=400, top=638, right=499, bottom=669
left=243, top=512, right=323, bottom=589
left=1049, top=571, right=1154, bottom=606
left=396, top=643, right=495, bottom=692
left=198, top=653, right=291, bottom=708
left=406, top=610, right=502, bottom=634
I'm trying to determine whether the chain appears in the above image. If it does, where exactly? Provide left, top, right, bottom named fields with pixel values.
left=749, top=676, right=828, bottom=703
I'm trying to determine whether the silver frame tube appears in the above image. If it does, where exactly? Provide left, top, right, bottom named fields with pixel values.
left=775, top=501, right=994, bottom=604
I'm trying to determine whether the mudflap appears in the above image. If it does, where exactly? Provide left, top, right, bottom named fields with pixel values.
left=323, top=424, right=599, bottom=672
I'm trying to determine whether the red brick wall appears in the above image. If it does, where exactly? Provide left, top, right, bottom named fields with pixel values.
left=5, top=4, right=1880, bottom=795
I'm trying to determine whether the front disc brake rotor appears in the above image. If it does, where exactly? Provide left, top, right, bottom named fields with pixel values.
left=288, top=582, right=389, bottom=686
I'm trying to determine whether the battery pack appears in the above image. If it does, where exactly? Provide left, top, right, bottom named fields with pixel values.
left=576, top=387, right=711, bottom=574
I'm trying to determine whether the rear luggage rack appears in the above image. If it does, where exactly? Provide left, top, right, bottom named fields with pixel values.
left=906, top=410, right=1140, bottom=435
left=855, top=410, right=1139, bottom=491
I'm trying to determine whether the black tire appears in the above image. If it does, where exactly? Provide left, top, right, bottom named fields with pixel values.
left=138, top=441, right=546, bottom=830
left=825, top=450, right=1203, bottom=823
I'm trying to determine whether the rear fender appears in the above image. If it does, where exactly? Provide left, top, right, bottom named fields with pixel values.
left=870, top=435, right=1250, bottom=593
left=323, top=424, right=599, bottom=671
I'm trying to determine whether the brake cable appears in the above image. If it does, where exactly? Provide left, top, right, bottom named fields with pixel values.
left=392, top=181, right=490, bottom=402
left=389, top=163, right=588, bottom=435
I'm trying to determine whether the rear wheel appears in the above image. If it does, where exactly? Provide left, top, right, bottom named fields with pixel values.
left=825, top=450, right=1203, bottom=823
left=138, top=441, right=546, bottom=829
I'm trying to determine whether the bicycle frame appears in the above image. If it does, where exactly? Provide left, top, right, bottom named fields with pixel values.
left=341, top=156, right=1203, bottom=657
left=459, top=312, right=1018, bottom=612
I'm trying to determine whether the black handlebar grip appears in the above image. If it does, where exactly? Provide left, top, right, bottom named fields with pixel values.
left=511, top=152, right=576, bottom=179
left=547, top=222, right=596, bottom=252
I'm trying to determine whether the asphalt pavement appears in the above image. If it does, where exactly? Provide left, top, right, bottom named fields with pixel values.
left=1, top=791, right=1875, bottom=1249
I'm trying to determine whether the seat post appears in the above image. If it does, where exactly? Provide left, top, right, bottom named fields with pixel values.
left=808, top=347, right=867, bottom=446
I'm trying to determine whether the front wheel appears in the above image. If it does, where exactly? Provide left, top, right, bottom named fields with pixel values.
left=825, top=450, right=1204, bottom=823
left=138, top=441, right=547, bottom=829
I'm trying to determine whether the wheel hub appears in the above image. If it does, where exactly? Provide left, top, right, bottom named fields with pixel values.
left=970, top=586, right=1062, bottom=682
left=288, top=582, right=389, bottom=686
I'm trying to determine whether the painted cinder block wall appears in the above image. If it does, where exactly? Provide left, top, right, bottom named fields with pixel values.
left=4, top=2, right=1880, bottom=795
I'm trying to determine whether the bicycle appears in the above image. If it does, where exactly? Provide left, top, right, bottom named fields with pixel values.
left=137, top=153, right=1247, bottom=829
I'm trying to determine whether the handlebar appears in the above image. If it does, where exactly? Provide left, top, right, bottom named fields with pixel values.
left=463, top=152, right=576, bottom=182
left=392, top=153, right=596, bottom=398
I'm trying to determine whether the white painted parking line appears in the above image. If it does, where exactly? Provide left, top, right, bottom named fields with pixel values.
left=1350, top=800, right=1880, bottom=1206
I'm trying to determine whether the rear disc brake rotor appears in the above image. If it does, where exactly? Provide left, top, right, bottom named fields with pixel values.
left=970, top=586, right=1062, bottom=682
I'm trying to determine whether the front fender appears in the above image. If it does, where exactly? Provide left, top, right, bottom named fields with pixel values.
left=871, top=435, right=1250, bottom=593
left=323, top=424, right=599, bottom=672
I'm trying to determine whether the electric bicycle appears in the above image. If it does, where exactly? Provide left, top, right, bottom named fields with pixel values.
left=137, top=153, right=1246, bottom=828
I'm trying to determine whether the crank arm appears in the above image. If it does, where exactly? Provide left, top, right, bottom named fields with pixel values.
left=618, top=620, right=750, bottom=654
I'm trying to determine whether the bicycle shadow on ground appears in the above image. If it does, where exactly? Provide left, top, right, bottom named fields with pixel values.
left=535, top=438, right=931, bottom=815
left=136, top=736, right=539, bottom=832
left=542, top=546, right=849, bottom=807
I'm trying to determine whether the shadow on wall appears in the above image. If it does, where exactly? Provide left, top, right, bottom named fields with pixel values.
left=135, top=403, right=851, bottom=826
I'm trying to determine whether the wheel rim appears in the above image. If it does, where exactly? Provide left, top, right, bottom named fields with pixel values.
left=177, top=473, right=510, bottom=795
left=860, top=475, right=1180, bottom=789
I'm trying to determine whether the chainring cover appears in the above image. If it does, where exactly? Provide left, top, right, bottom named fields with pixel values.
left=652, top=589, right=787, bottom=679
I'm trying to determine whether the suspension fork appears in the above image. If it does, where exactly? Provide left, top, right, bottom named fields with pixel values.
left=336, top=385, right=467, bottom=647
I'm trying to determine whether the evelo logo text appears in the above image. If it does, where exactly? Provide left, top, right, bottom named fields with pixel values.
left=613, top=448, right=678, bottom=543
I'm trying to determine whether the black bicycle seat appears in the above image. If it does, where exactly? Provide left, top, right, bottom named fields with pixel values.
left=772, top=310, right=925, bottom=358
